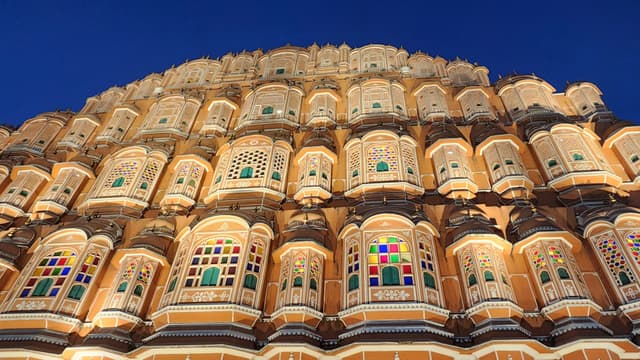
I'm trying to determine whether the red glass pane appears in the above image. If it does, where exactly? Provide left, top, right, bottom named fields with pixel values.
left=402, top=264, right=412, bottom=274
left=43, top=268, right=51, bottom=276
left=380, top=255, right=388, bottom=264
left=369, top=265, right=378, bottom=275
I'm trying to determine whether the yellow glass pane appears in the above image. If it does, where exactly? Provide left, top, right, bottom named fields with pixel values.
left=85, top=255, right=94, bottom=264
left=223, top=246, right=231, bottom=254
left=379, top=237, right=388, bottom=244
left=34, top=268, right=43, bottom=276
left=354, top=244, right=359, bottom=251
left=88, top=266, right=96, bottom=275
left=399, top=244, right=409, bottom=252
left=207, top=239, right=216, bottom=245
left=63, top=250, right=72, bottom=256
left=68, top=257, right=76, bottom=265
left=368, top=255, right=378, bottom=264
left=257, top=248, right=264, bottom=255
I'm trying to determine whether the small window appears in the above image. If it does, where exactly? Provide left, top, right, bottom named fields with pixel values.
left=309, top=170, right=317, bottom=176
left=321, top=172, right=328, bottom=179
left=557, top=268, right=570, bottom=279
left=451, top=162, right=459, bottom=169
left=348, top=274, right=359, bottom=291
left=288, top=110, right=296, bottom=116
left=177, top=177, right=185, bottom=184
left=51, top=186, right=59, bottom=191
left=440, top=167, right=446, bottom=174
left=381, top=267, right=400, bottom=286
left=262, top=106, right=274, bottom=115
left=376, top=161, right=389, bottom=172
left=117, top=281, right=128, bottom=292
left=240, top=167, right=254, bottom=179
left=32, top=278, right=53, bottom=297
left=133, top=284, right=144, bottom=296
left=201, top=267, right=220, bottom=286
left=352, top=169, right=358, bottom=177
left=117, top=127, right=124, bottom=132
left=548, top=159, right=557, bottom=167
left=352, top=107, right=359, bottom=114
left=281, top=278, right=288, bottom=291
left=372, top=102, right=382, bottom=109
left=407, top=167, right=414, bottom=175
left=215, top=175, right=222, bottom=184
left=540, top=271, right=551, bottom=284
left=168, top=277, right=177, bottom=292
left=484, top=270, right=495, bottom=281
left=140, top=182, right=148, bottom=190
left=275, top=68, right=285, bottom=74
left=293, top=276, right=303, bottom=287
left=423, top=273, right=436, bottom=289
left=369, top=63, right=377, bottom=68
left=310, top=278, right=317, bottom=290
left=19, top=190, right=28, bottom=197
left=112, top=177, right=125, bottom=188
left=620, top=271, right=631, bottom=286
left=38, top=139, right=45, bottom=144
left=572, top=153, right=585, bottom=161
left=468, top=274, right=477, bottom=286
left=493, top=164, right=500, bottom=171
left=67, top=285, right=85, bottom=300
left=505, top=159, right=514, bottom=165
left=632, top=155, right=639, bottom=163
left=7, top=188, right=14, bottom=194
left=63, top=188, right=72, bottom=194
left=271, top=172, right=281, bottom=181
left=158, top=117, right=168, bottom=124
left=244, top=274, right=257, bottom=290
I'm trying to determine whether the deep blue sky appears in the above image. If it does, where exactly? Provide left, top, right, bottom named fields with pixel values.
left=0, top=1, right=637, bottom=126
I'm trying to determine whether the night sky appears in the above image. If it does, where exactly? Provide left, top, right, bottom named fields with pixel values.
left=0, top=1, right=637, bottom=127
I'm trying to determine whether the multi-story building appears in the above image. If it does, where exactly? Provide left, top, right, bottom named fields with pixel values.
left=0, top=43, right=639, bottom=359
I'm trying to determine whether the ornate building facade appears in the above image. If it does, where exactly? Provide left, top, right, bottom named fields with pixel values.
left=0, top=43, right=639, bottom=359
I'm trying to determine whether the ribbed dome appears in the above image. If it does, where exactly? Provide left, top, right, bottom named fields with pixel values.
left=470, top=121, right=507, bottom=148
left=425, top=122, right=466, bottom=148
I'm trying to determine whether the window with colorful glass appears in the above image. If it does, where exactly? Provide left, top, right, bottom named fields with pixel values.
left=21, top=249, right=77, bottom=298
left=626, top=231, right=640, bottom=267
left=310, top=258, right=320, bottom=291
left=186, top=238, right=240, bottom=287
left=367, top=236, right=412, bottom=286
left=367, top=145, right=399, bottom=174
left=418, top=236, right=437, bottom=289
left=596, top=236, right=635, bottom=286
left=66, top=252, right=102, bottom=301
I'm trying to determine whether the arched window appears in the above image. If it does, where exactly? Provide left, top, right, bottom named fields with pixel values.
left=186, top=238, right=240, bottom=288
left=32, top=278, right=53, bottom=297
left=423, top=273, right=436, bottom=289
left=468, top=274, right=477, bottom=286
left=293, top=276, right=303, bottom=287
left=201, top=267, right=221, bottom=286
left=309, top=278, right=317, bottom=290
left=557, top=268, right=570, bottom=279
left=112, top=177, right=125, bottom=187
left=117, top=281, right=128, bottom=292
left=348, top=274, right=359, bottom=291
left=381, top=267, right=400, bottom=285
left=262, top=106, right=274, bottom=115
left=244, top=274, right=257, bottom=290
left=484, top=270, right=495, bottom=281
left=372, top=102, right=382, bottom=109
left=271, top=171, right=281, bottom=181
left=240, top=167, right=253, bottom=178
left=133, top=284, right=144, bottom=296
left=367, top=236, right=412, bottom=286
left=540, top=271, right=551, bottom=283
left=620, top=271, right=631, bottom=286
left=68, top=284, right=85, bottom=300
left=376, top=161, right=389, bottom=172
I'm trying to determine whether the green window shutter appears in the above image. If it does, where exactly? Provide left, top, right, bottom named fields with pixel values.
left=548, top=159, right=557, bottom=167
left=239, top=167, right=253, bottom=179
left=293, top=276, right=303, bottom=287
left=423, top=272, right=436, bottom=289
left=244, top=274, right=257, bottom=290
left=468, top=274, right=477, bottom=286
left=271, top=172, right=281, bottom=181
left=177, top=177, right=184, bottom=184
left=352, top=169, right=358, bottom=177
left=407, top=167, right=414, bottom=174
left=68, top=284, right=85, bottom=300
left=348, top=275, right=359, bottom=291
left=372, top=102, right=382, bottom=109
left=572, top=153, right=584, bottom=161
left=33, top=278, right=53, bottom=297
left=201, top=267, right=220, bottom=286
left=159, top=117, right=168, bottom=124
left=620, top=271, right=631, bottom=285
left=112, top=177, right=125, bottom=187
left=262, top=106, right=274, bottom=115
left=381, top=267, right=400, bottom=286
left=281, top=278, right=287, bottom=291
left=117, top=281, right=128, bottom=292
left=484, top=270, right=495, bottom=281
left=168, top=277, right=177, bottom=292
left=133, top=284, right=144, bottom=296
left=376, top=161, right=389, bottom=172
left=140, top=182, right=148, bottom=190
left=557, top=268, right=570, bottom=279
left=540, top=271, right=551, bottom=283
left=188, top=179, right=196, bottom=187
left=310, top=278, right=317, bottom=290
left=309, top=170, right=317, bottom=176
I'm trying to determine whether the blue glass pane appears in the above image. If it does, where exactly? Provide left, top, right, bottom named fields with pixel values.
left=76, top=274, right=84, bottom=282
left=254, top=265, right=260, bottom=272
left=225, top=278, right=233, bottom=286
left=20, top=289, right=30, bottom=297
left=61, top=267, right=70, bottom=275
left=404, top=277, right=413, bottom=285
left=50, top=288, right=59, bottom=296
left=83, top=276, right=91, bottom=284
left=231, top=256, right=238, bottom=264
left=246, top=264, right=253, bottom=271
left=191, top=258, right=199, bottom=265
left=48, top=258, right=57, bottom=266
left=214, top=247, right=221, bottom=254
left=348, top=266, right=353, bottom=273
left=185, top=279, right=193, bottom=287
left=355, top=263, right=359, bottom=271
left=370, top=278, right=379, bottom=286
left=379, top=244, right=388, bottom=253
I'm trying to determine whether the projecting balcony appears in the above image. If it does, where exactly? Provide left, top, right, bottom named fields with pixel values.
left=547, top=169, right=622, bottom=205
left=464, top=109, right=495, bottom=123
left=510, top=105, right=557, bottom=123
left=306, top=110, right=336, bottom=127
left=436, top=169, right=478, bottom=199
left=420, top=108, right=450, bottom=122
left=348, top=109, right=409, bottom=129
left=56, top=134, right=87, bottom=151
left=490, top=168, right=534, bottom=200
left=234, top=113, right=300, bottom=137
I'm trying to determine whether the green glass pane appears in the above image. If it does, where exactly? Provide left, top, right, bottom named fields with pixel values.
left=204, top=247, right=212, bottom=254
left=388, top=237, right=397, bottom=243
left=369, top=245, right=377, bottom=253
left=52, top=268, right=61, bottom=275
left=39, top=259, right=48, bottom=266
left=390, top=254, right=400, bottom=263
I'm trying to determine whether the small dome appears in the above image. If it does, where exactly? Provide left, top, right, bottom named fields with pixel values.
left=507, top=206, right=562, bottom=243
left=301, top=130, right=337, bottom=153
left=130, top=218, right=176, bottom=256
left=442, top=204, right=502, bottom=247
left=424, top=122, right=465, bottom=148
left=282, top=208, right=328, bottom=246
left=469, top=121, right=507, bottom=148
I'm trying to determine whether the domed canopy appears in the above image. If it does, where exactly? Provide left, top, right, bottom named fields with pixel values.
left=507, top=206, right=562, bottom=243
left=130, top=218, right=176, bottom=256
left=282, top=208, right=328, bottom=246
left=301, top=130, right=337, bottom=153
left=442, top=204, right=502, bottom=247
left=424, top=122, right=465, bottom=148
left=470, top=121, right=507, bottom=148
